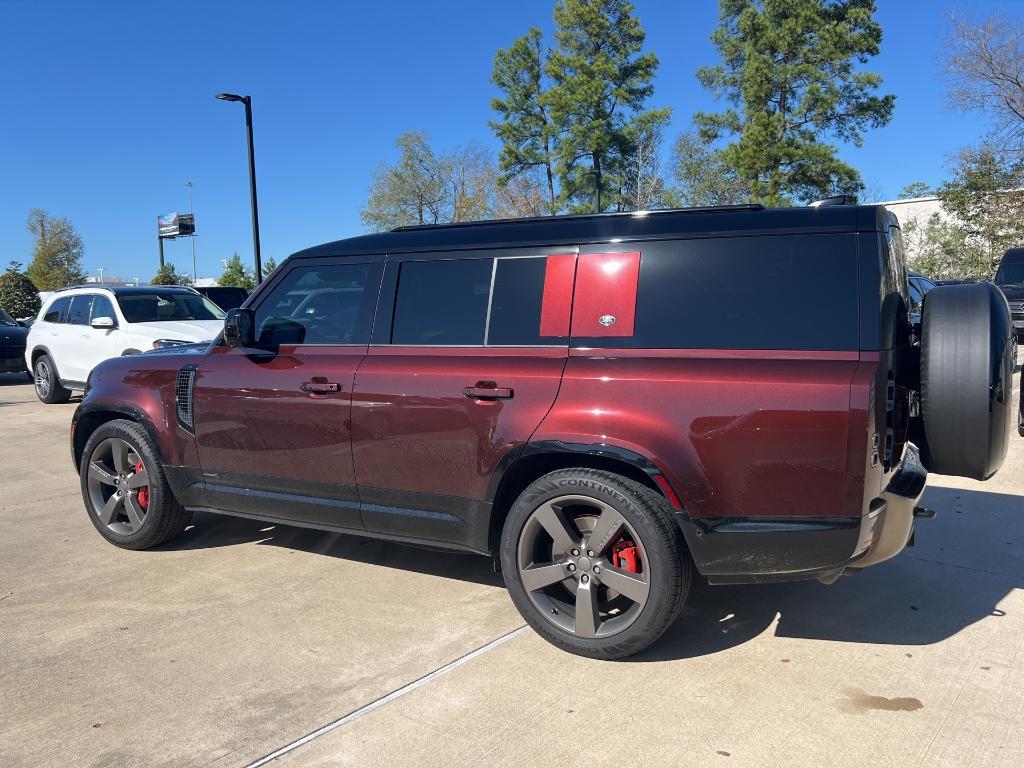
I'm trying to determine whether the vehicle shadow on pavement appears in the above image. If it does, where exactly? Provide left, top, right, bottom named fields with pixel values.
left=163, top=511, right=504, bottom=587
left=632, top=485, right=1024, bottom=662
left=157, top=484, right=1022, bottom=655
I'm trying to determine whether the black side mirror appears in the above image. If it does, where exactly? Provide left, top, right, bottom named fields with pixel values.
left=223, top=308, right=255, bottom=348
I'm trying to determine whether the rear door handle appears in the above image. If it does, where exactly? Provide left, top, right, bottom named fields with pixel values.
left=464, top=382, right=514, bottom=400
left=301, top=377, right=342, bottom=394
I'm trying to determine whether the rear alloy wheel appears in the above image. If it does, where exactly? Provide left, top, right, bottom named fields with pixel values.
left=33, top=354, right=71, bottom=404
left=502, top=469, right=690, bottom=659
left=80, top=419, right=191, bottom=550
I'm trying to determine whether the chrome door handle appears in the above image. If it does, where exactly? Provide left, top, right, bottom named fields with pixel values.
left=464, top=383, right=514, bottom=400
left=300, top=378, right=341, bottom=394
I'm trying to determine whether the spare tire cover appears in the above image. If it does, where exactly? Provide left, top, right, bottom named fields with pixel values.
left=920, top=282, right=1013, bottom=480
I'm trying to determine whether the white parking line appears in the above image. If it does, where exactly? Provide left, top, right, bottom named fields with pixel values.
left=244, top=625, right=530, bottom=768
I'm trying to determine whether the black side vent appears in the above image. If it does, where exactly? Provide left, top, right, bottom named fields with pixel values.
left=176, top=366, right=197, bottom=430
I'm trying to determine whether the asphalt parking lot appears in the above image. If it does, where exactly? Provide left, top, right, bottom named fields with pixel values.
left=2, top=369, right=1023, bottom=768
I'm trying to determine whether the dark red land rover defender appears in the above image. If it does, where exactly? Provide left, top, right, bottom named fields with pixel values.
left=71, top=204, right=1016, bottom=659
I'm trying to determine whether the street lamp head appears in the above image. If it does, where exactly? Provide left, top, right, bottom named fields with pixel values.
left=215, top=92, right=246, bottom=103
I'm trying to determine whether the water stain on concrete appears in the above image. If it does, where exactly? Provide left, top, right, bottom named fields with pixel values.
left=838, top=688, right=923, bottom=713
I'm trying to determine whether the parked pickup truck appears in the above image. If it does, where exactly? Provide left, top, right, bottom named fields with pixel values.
left=71, top=203, right=1016, bottom=659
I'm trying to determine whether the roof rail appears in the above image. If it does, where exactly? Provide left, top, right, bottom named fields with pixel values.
left=49, top=283, right=200, bottom=293
left=50, top=284, right=115, bottom=293
left=808, top=195, right=854, bottom=207
left=391, top=204, right=766, bottom=233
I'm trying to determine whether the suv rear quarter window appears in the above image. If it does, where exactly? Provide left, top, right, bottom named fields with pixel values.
left=487, top=256, right=573, bottom=345
left=571, top=235, right=859, bottom=351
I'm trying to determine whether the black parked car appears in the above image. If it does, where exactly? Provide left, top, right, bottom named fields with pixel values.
left=995, top=248, right=1024, bottom=342
left=0, top=308, right=29, bottom=375
left=194, top=286, right=249, bottom=311
left=907, top=271, right=936, bottom=325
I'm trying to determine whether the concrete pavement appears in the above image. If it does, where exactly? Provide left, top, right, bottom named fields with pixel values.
left=1, top=369, right=1022, bottom=767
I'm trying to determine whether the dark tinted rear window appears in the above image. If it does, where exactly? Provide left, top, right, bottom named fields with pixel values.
left=571, top=235, right=859, bottom=350
left=392, top=259, right=492, bottom=345
left=488, top=257, right=568, bottom=346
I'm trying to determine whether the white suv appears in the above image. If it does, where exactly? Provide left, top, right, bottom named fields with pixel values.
left=26, top=286, right=226, bottom=403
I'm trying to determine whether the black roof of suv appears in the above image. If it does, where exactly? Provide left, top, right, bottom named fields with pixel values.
left=293, top=204, right=896, bottom=259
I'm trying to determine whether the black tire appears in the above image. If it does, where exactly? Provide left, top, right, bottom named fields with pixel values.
left=920, top=282, right=1013, bottom=479
left=501, top=468, right=690, bottom=660
left=32, top=353, right=71, bottom=404
left=79, top=419, right=191, bottom=550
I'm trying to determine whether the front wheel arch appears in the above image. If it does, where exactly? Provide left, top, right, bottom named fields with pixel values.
left=73, top=406, right=166, bottom=470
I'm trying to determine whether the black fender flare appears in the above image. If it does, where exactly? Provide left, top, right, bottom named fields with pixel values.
left=71, top=401, right=166, bottom=471
left=484, top=440, right=687, bottom=551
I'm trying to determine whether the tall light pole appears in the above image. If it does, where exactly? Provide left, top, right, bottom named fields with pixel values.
left=215, top=92, right=262, bottom=282
left=186, top=181, right=197, bottom=282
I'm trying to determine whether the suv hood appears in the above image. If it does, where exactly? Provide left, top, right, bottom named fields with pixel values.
left=126, top=319, right=223, bottom=341
left=997, top=284, right=1024, bottom=302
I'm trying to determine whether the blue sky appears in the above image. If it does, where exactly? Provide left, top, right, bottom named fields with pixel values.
left=0, top=0, right=1013, bottom=281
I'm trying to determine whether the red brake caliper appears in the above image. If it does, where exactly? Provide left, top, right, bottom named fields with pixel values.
left=611, top=539, right=642, bottom=573
left=134, top=460, right=149, bottom=510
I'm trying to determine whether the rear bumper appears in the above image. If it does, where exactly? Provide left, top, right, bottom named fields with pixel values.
left=680, top=444, right=928, bottom=585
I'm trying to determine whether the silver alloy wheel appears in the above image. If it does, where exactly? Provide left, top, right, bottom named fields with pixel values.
left=34, top=359, right=50, bottom=399
left=516, top=494, right=650, bottom=639
left=86, top=437, right=150, bottom=535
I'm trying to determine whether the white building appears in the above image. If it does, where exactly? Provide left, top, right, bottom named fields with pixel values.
left=875, top=195, right=946, bottom=231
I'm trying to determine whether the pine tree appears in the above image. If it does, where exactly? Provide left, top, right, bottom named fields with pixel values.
left=150, top=263, right=189, bottom=286
left=490, top=28, right=559, bottom=214
left=695, top=0, right=895, bottom=205
left=218, top=253, right=256, bottom=291
left=546, top=0, right=664, bottom=213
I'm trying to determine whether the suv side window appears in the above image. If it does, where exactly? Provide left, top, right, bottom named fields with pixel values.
left=43, top=296, right=71, bottom=324
left=66, top=295, right=93, bottom=326
left=90, top=295, right=116, bottom=322
left=391, top=259, right=492, bottom=345
left=487, top=256, right=573, bottom=345
left=254, top=263, right=378, bottom=346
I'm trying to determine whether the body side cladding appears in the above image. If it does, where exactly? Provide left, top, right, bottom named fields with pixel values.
left=188, top=507, right=486, bottom=555
left=162, top=467, right=494, bottom=555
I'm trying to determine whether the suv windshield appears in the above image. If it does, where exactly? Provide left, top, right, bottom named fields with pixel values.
left=116, top=291, right=226, bottom=323
left=995, top=262, right=1024, bottom=286
left=0, top=309, right=17, bottom=327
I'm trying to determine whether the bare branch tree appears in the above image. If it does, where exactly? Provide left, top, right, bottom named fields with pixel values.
left=944, top=12, right=1024, bottom=151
